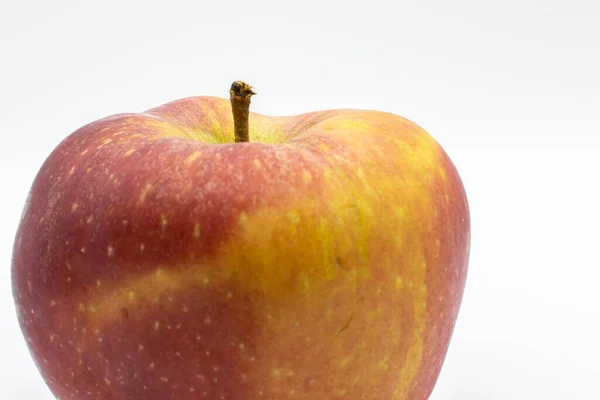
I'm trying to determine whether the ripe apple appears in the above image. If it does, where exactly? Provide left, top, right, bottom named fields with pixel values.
left=12, top=82, right=470, bottom=399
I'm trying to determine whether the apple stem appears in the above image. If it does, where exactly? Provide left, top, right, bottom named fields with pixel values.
left=229, top=81, right=256, bottom=142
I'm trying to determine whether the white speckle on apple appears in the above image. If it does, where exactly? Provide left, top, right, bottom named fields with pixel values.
left=124, top=148, right=136, bottom=157
left=138, top=344, right=144, bottom=351
left=138, top=184, right=153, bottom=204
left=71, top=203, right=79, bottom=212
left=202, top=276, right=210, bottom=285
left=80, top=247, right=86, bottom=253
left=226, top=291, right=233, bottom=299
left=160, top=377, right=169, bottom=382
left=186, top=151, right=202, bottom=164
left=190, top=387, right=196, bottom=392
left=395, top=276, right=404, bottom=290
left=139, top=243, right=145, bottom=252
left=50, top=300, right=57, bottom=307
left=194, top=223, right=201, bottom=237
left=69, top=166, right=75, bottom=175
left=149, top=362, right=155, bottom=369
left=161, top=215, right=168, bottom=230
left=154, top=321, right=160, bottom=330
left=182, top=306, right=189, bottom=313
left=97, top=138, right=113, bottom=149
left=212, top=365, right=220, bottom=372
left=107, top=245, right=114, bottom=257
left=204, top=316, right=211, bottom=324
left=302, top=171, right=312, bottom=183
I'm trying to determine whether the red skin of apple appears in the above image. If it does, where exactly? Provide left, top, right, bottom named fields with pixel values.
left=12, top=96, right=470, bottom=399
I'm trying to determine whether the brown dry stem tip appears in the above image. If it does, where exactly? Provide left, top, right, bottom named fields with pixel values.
left=229, top=81, right=256, bottom=143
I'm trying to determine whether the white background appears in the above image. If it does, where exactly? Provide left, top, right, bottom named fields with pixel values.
left=1, top=0, right=599, bottom=398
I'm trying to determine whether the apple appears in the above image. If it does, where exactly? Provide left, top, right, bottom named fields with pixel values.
left=12, top=82, right=470, bottom=399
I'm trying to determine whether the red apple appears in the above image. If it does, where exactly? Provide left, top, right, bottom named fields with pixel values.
left=12, top=83, right=470, bottom=399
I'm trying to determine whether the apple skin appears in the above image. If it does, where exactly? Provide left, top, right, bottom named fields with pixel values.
left=12, top=96, right=470, bottom=399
